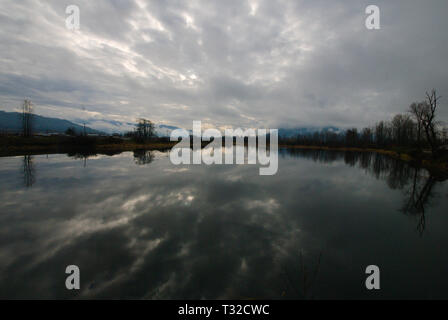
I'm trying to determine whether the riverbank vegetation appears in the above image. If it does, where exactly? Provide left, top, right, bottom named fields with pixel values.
left=280, top=90, right=447, bottom=171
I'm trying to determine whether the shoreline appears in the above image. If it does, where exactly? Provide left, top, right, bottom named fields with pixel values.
left=1, top=139, right=447, bottom=177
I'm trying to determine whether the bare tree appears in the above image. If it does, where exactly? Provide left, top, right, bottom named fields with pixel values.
left=390, top=114, right=414, bottom=146
left=360, top=127, right=373, bottom=146
left=408, top=102, right=426, bottom=149
left=345, top=128, right=358, bottom=147
left=422, top=89, right=441, bottom=156
left=374, top=121, right=387, bottom=146
left=135, top=118, right=155, bottom=142
left=407, top=90, right=442, bottom=155
left=21, top=99, right=34, bottom=137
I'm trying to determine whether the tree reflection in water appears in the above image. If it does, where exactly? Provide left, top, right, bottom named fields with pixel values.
left=68, top=151, right=101, bottom=167
left=22, top=155, right=35, bottom=188
left=133, top=149, right=154, bottom=165
left=20, top=149, right=444, bottom=235
left=282, top=148, right=446, bottom=235
left=401, top=171, right=437, bottom=236
left=67, top=150, right=124, bottom=167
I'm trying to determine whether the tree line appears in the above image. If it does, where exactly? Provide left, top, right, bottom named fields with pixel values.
left=281, top=89, right=447, bottom=157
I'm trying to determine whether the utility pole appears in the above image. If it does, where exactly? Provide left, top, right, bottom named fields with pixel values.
left=82, top=106, right=87, bottom=136
left=21, top=99, right=34, bottom=137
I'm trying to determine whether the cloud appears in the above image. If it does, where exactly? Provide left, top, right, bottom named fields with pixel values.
left=0, top=0, right=447, bottom=129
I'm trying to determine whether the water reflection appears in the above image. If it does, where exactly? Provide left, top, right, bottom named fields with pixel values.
left=401, top=172, right=437, bottom=235
left=1, top=149, right=447, bottom=299
left=281, top=250, right=322, bottom=299
left=22, top=155, right=35, bottom=188
left=282, top=148, right=444, bottom=235
left=67, top=150, right=125, bottom=167
left=133, top=150, right=155, bottom=165
left=67, top=151, right=97, bottom=168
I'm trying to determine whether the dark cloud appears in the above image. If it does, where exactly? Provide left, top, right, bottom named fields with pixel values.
left=0, top=0, right=447, bottom=129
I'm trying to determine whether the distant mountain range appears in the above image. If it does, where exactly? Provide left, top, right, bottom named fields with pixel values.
left=83, top=118, right=343, bottom=137
left=278, top=126, right=342, bottom=138
left=0, top=110, right=184, bottom=137
left=0, top=110, right=103, bottom=135
left=0, top=110, right=342, bottom=138
left=77, top=118, right=181, bottom=136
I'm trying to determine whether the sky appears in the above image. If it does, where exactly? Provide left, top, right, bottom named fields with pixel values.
left=0, top=0, right=447, bottom=131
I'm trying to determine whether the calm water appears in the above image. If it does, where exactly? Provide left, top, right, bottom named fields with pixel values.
left=0, top=149, right=447, bottom=299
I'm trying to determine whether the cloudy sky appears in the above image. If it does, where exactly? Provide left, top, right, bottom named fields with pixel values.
left=0, top=0, right=447, bottom=130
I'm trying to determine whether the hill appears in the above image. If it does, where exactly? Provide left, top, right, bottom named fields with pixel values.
left=0, top=110, right=103, bottom=135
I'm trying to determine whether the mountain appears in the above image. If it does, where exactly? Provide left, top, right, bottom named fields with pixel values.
left=77, top=118, right=135, bottom=134
left=77, top=118, right=183, bottom=137
left=0, top=110, right=103, bottom=134
left=80, top=119, right=343, bottom=138
left=0, top=110, right=343, bottom=138
left=0, top=111, right=184, bottom=137
left=278, top=126, right=342, bottom=138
